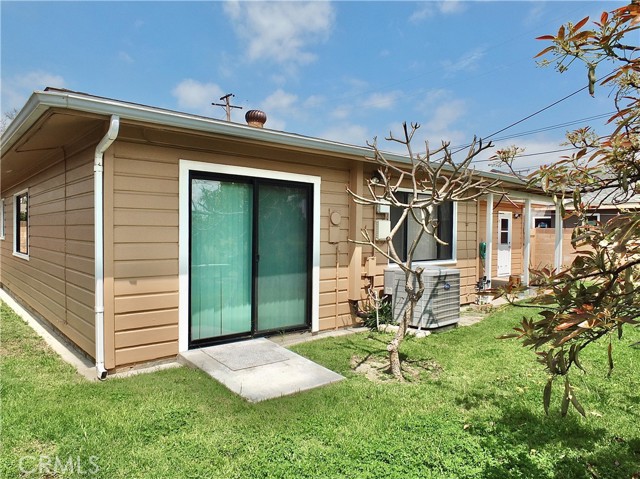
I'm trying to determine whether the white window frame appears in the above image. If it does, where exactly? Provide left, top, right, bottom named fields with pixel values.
left=584, top=213, right=600, bottom=225
left=13, top=188, right=29, bottom=260
left=386, top=189, right=458, bottom=268
left=0, top=198, right=5, bottom=240
left=533, top=216, right=552, bottom=229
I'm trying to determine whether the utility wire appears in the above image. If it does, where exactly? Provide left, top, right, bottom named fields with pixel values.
left=450, top=112, right=613, bottom=147
left=481, top=85, right=590, bottom=142
left=471, top=146, right=586, bottom=164
left=451, top=69, right=616, bottom=167
left=427, top=81, right=593, bottom=160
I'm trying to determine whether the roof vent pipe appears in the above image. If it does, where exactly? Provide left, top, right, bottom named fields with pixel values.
left=94, top=115, right=120, bottom=380
left=245, top=110, right=267, bottom=128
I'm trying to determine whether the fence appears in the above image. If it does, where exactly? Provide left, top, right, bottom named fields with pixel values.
left=530, top=228, right=585, bottom=271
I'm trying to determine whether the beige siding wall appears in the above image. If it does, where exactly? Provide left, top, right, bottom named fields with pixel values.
left=355, top=166, right=480, bottom=306
left=456, top=201, right=480, bottom=304
left=108, top=137, right=353, bottom=367
left=109, top=144, right=180, bottom=367
left=0, top=150, right=95, bottom=356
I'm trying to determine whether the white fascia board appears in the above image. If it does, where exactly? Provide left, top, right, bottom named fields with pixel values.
left=0, top=96, right=51, bottom=154
left=2, top=90, right=371, bottom=160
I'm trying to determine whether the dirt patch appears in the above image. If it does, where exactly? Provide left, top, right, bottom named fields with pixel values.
left=350, top=355, right=442, bottom=383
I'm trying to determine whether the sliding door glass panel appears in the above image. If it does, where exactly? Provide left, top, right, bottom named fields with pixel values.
left=257, top=184, right=309, bottom=331
left=191, top=178, right=253, bottom=340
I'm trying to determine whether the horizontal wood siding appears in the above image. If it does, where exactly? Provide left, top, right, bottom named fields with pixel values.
left=355, top=168, right=480, bottom=308
left=0, top=149, right=95, bottom=356
left=110, top=138, right=354, bottom=365
left=111, top=146, right=179, bottom=366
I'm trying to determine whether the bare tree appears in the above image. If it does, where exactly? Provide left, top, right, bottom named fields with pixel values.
left=349, top=122, right=501, bottom=380
left=0, top=108, right=19, bottom=135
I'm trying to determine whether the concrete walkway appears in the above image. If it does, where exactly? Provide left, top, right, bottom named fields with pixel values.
left=178, top=338, right=344, bottom=402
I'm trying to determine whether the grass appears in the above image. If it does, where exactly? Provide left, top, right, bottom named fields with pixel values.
left=1, top=301, right=639, bottom=479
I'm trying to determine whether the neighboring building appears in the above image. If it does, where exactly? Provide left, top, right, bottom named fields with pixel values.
left=534, top=188, right=639, bottom=229
left=0, top=88, right=554, bottom=377
left=530, top=189, right=638, bottom=269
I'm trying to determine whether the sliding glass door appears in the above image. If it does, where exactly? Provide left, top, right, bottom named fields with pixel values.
left=189, top=173, right=311, bottom=345
left=256, top=183, right=310, bottom=331
left=190, top=178, right=253, bottom=340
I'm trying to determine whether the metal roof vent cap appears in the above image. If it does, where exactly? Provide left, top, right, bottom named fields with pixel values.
left=245, top=109, right=267, bottom=128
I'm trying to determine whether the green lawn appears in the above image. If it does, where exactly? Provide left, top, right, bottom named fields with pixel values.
left=1, top=302, right=638, bottom=479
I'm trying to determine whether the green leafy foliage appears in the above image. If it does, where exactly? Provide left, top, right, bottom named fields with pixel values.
left=361, top=297, right=394, bottom=330
left=498, top=3, right=640, bottom=416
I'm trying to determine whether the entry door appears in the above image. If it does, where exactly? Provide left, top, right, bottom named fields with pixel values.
left=497, top=211, right=512, bottom=277
left=189, top=173, right=311, bottom=345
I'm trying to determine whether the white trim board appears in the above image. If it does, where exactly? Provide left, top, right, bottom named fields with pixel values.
left=13, top=188, right=29, bottom=260
left=178, top=159, right=321, bottom=353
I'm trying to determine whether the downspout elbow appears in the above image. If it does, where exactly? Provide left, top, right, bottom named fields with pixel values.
left=94, top=116, right=120, bottom=170
left=94, top=115, right=120, bottom=380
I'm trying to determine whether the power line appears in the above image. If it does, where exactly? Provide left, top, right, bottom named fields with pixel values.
left=482, top=84, right=591, bottom=142
left=472, top=146, right=586, bottom=164
left=435, top=69, right=616, bottom=166
left=452, top=112, right=614, bottom=147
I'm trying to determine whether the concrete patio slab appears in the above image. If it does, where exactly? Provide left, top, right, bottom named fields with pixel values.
left=178, top=338, right=344, bottom=402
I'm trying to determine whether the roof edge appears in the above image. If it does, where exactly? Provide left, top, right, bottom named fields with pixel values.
left=1, top=89, right=536, bottom=190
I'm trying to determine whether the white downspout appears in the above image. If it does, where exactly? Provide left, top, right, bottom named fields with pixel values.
left=94, top=115, right=120, bottom=380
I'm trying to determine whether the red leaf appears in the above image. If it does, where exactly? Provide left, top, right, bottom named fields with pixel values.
left=573, top=16, right=590, bottom=32
left=600, top=11, right=608, bottom=24
left=571, top=31, right=594, bottom=42
left=536, top=35, right=556, bottom=41
left=534, top=45, right=556, bottom=59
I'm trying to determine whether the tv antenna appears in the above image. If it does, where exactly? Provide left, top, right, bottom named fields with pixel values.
left=212, top=93, right=242, bottom=121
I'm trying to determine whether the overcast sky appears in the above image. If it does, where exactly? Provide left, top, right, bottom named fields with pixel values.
left=1, top=1, right=620, bottom=171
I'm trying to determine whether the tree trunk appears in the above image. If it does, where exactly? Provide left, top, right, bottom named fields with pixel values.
left=388, top=297, right=414, bottom=380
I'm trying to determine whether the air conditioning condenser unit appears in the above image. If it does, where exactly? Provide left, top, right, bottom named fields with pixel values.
left=383, top=267, right=461, bottom=329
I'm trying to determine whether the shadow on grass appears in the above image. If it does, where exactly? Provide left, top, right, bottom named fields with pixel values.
left=478, top=404, right=640, bottom=479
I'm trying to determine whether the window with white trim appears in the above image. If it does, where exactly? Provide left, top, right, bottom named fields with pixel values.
left=585, top=213, right=600, bottom=226
left=14, top=190, right=29, bottom=257
left=389, top=192, right=456, bottom=262
left=0, top=198, right=5, bottom=240
left=534, top=216, right=552, bottom=228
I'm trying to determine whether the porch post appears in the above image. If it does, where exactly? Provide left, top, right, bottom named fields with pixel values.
left=523, top=198, right=532, bottom=286
left=485, top=193, right=494, bottom=285
left=554, top=203, right=563, bottom=270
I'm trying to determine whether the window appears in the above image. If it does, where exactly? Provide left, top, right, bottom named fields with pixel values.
left=585, top=214, right=600, bottom=226
left=499, top=217, right=510, bottom=245
left=0, top=198, right=5, bottom=240
left=14, top=190, right=29, bottom=258
left=390, top=192, right=455, bottom=262
left=534, top=217, right=552, bottom=228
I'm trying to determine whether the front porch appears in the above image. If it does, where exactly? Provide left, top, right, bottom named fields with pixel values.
left=479, top=192, right=564, bottom=290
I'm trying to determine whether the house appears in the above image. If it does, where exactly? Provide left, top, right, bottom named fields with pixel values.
left=534, top=188, right=639, bottom=229
left=530, top=189, right=639, bottom=269
left=0, top=88, right=557, bottom=378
